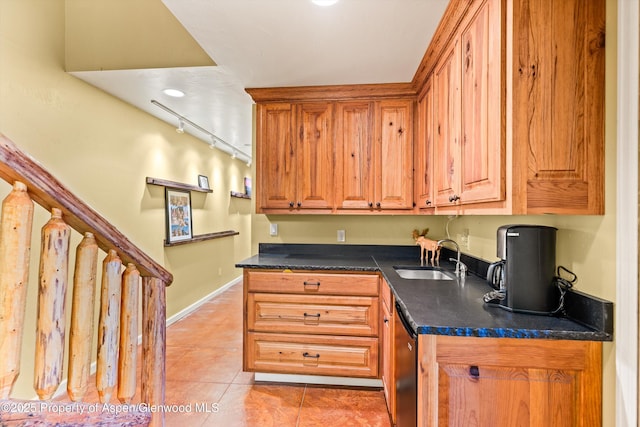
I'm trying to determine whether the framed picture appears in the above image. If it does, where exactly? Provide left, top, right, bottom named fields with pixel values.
left=165, top=188, right=193, bottom=243
left=244, top=177, right=252, bottom=197
left=198, top=174, right=210, bottom=190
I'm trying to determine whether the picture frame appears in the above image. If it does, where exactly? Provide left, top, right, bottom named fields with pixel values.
left=165, top=188, right=193, bottom=243
left=197, top=174, right=210, bottom=190
left=244, top=177, right=252, bottom=197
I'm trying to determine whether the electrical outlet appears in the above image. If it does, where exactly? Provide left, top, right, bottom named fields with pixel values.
left=269, top=223, right=278, bottom=236
left=337, top=229, right=346, bottom=242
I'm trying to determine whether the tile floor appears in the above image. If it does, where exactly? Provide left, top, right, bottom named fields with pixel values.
left=73, top=281, right=392, bottom=426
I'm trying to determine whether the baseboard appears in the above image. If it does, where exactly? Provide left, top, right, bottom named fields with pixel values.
left=254, top=372, right=383, bottom=388
left=49, top=275, right=243, bottom=400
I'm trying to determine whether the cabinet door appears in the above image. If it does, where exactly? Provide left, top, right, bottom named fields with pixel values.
left=257, top=103, right=296, bottom=210
left=416, top=79, right=435, bottom=210
left=433, top=39, right=461, bottom=207
left=460, top=0, right=504, bottom=204
left=511, top=0, right=605, bottom=214
left=296, top=103, right=334, bottom=209
left=419, top=335, right=602, bottom=427
left=335, top=101, right=374, bottom=209
left=375, top=99, right=414, bottom=209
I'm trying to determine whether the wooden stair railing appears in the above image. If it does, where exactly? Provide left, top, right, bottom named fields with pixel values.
left=0, top=134, right=173, bottom=427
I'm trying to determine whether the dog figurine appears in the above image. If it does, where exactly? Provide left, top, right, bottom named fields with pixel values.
left=412, top=229, right=441, bottom=266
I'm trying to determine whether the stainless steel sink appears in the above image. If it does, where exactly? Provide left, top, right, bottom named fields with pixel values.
left=393, top=267, right=455, bottom=281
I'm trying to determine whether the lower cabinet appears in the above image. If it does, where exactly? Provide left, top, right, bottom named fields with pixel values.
left=418, top=335, right=603, bottom=427
left=243, top=269, right=381, bottom=380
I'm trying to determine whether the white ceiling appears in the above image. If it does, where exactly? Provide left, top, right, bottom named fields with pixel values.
left=72, top=0, right=449, bottom=161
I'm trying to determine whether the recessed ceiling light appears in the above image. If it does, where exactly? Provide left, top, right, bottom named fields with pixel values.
left=163, top=88, right=185, bottom=98
left=311, top=0, right=339, bottom=6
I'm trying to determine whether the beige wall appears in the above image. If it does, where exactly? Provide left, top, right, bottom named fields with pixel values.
left=0, top=0, right=251, bottom=398
left=250, top=1, right=618, bottom=424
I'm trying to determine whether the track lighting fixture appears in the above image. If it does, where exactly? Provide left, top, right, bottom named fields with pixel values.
left=151, top=100, right=251, bottom=163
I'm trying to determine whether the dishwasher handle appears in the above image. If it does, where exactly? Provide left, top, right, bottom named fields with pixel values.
left=395, top=302, right=417, bottom=340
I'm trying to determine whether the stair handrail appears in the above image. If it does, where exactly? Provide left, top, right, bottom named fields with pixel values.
left=0, top=133, right=172, bottom=285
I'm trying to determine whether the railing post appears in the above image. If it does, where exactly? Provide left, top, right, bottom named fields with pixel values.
left=34, top=208, right=70, bottom=400
left=96, top=249, right=122, bottom=403
left=67, top=232, right=99, bottom=401
left=0, top=181, right=34, bottom=398
left=142, top=276, right=166, bottom=427
left=118, top=263, right=140, bottom=404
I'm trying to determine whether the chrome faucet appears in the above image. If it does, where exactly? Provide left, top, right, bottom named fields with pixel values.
left=437, top=239, right=467, bottom=277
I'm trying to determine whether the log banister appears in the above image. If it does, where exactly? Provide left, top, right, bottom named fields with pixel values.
left=0, top=133, right=172, bottom=286
left=0, top=134, right=168, bottom=426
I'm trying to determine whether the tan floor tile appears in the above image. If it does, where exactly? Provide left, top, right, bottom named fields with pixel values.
left=164, top=380, right=229, bottom=427
left=204, top=383, right=305, bottom=427
left=166, top=347, right=242, bottom=384
left=298, top=386, right=391, bottom=427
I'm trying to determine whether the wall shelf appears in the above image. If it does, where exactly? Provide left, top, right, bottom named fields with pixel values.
left=230, top=191, right=251, bottom=199
left=146, top=177, right=212, bottom=193
left=164, top=230, right=239, bottom=247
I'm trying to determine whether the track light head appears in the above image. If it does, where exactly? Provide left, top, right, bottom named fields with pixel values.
left=176, top=119, right=185, bottom=134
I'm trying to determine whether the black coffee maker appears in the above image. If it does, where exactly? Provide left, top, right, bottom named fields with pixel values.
left=485, top=225, right=558, bottom=314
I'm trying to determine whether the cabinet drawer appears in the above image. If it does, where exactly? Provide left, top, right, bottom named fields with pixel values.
left=245, top=332, right=379, bottom=378
left=246, top=271, right=379, bottom=296
left=247, top=293, right=379, bottom=336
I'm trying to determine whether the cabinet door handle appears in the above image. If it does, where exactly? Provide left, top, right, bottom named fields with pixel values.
left=426, top=200, right=432, bottom=206
left=383, top=317, right=389, bottom=324
left=376, top=202, right=381, bottom=208
left=297, top=201, right=302, bottom=207
left=469, top=365, right=480, bottom=379
left=368, top=202, right=373, bottom=208
left=303, top=281, right=321, bottom=289
left=303, top=312, right=321, bottom=319
left=449, top=194, right=460, bottom=202
left=303, top=352, right=320, bottom=359
left=289, top=201, right=294, bottom=208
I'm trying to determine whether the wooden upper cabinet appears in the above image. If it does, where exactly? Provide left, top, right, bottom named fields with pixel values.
left=415, top=79, right=435, bottom=210
left=336, top=101, right=374, bottom=209
left=425, top=0, right=603, bottom=214
left=255, top=102, right=333, bottom=212
left=433, top=38, right=461, bottom=207
left=510, top=0, right=605, bottom=214
left=433, top=0, right=503, bottom=209
left=296, top=103, right=334, bottom=210
left=375, top=99, right=414, bottom=210
left=459, top=0, right=504, bottom=204
left=250, top=86, right=415, bottom=214
left=256, top=103, right=296, bottom=211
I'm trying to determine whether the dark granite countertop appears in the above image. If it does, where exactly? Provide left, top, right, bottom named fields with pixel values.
left=236, top=244, right=613, bottom=341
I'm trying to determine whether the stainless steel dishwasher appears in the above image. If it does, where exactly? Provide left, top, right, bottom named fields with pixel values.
left=394, top=301, right=417, bottom=427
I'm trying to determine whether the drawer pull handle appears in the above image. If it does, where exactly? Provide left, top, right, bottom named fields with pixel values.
left=303, top=352, right=320, bottom=359
left=303, top=281, right=321, bottom=288
left=304, top=312, right=321, bottom=318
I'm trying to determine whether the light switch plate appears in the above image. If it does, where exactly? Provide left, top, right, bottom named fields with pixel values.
left=270, top=223, right=278, bottom=236
left=337, top=229, right=346, bottom=242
